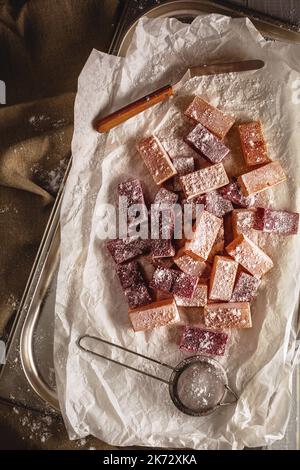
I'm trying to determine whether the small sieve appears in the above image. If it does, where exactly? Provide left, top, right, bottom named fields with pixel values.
left=77, top=335, right=238, bottom=417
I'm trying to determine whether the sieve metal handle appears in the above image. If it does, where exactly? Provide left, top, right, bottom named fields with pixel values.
left=77, top=334, right=174, bottom=385
left=219, top=384, right=239, bottom=407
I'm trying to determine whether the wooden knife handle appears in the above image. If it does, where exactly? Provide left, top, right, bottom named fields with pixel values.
left=96, top=84, right=173, bottom=133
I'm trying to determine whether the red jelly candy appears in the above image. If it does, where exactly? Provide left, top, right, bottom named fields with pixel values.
left=150, top=267, right=177, bottom=292
left=219, top=180, right=255, bottom=208
left=180, top=327, right=228, bottom=356
left=124, top=284, right=152, bottom=309
left=150, top=267, right=198, bottom=299
left=172, top=157, right=195, bottom=191
left=205, top=190, right=233, bottom=218
left=107, top=238, right=150, bottom=264
left=172, top=272, right=198, bottom=299
left=253, top=207, right=299, bottom=235
left=118, top=179, right=146, bottom=207
left=185, top=123, right=230, bottom=163
left=116, top=260, right=143, bottom=289
left=151, top=239, right=175, bottom=258
left=231, top=272, right=261, bottom=302
left=116, top=260, right=152, bottom=309
left=154, top=187, right=178, bottom=206
left=117, top=179, right=148, bottom=238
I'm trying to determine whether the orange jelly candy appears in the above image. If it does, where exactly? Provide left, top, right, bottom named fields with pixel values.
left=184, top=96, right=235, bottom=139
left=174, top=252, right=209, bottom=278
left=209, top=255, right=238, bottom=301
left=237, top=161, right=286, bottom=196
left=137, top=135, right=177, bottom=185
left=204, top=302, right=252, bottom=329
left=180, top=163, right=229, bottom=200
left=185, top=210, right=222, bottom=261
left=232, top=209, right=258, bottom=244
left=129, top=299, right=180, bottom=332
left=226, top=233, right=273, bottom=278
left=238, top=121, right=271, bottom=166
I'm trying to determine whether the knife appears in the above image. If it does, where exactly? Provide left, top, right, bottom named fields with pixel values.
left=95, top=59, right=264, bottom=133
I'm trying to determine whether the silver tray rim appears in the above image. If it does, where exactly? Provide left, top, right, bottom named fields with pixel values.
left=2, top=0, right=300, bottom=413
left=116, top=0, right=300, bottom=56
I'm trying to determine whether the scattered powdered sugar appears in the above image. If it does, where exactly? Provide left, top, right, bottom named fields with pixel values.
left=6, top=293, right=20, bottom=312
left=0, top=205, right=19, bottom=215
left=30, top=157, right=68, bottom=196
left=16, top=411, right=54, bottom=443
left=29, top=115, right=69, bottom=131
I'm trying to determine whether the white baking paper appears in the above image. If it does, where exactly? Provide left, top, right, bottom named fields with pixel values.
left=54, top=15, right=300, bottom=449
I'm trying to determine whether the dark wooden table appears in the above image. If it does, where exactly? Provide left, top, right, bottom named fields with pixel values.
left=228, top=0, right=300, bottom=26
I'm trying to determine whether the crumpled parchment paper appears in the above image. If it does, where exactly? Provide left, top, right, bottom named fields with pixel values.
left=54, top=14, right=300, bottom=449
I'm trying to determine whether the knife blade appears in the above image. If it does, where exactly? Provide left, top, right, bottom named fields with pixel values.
left=96, top=59, right=265, bottom=133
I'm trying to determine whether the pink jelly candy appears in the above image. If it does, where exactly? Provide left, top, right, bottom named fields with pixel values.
left=172, top=271, right=198, bottom=299
left=204, top=190, right=233, bottom=218
left=118, top=179, right=148, bottom=229
left=185, top=123, right=230, bottom=163
left=118, top=179, right=146, bottom=208
left=116, top=260, right=143, bottom=289
left=204, top=302, right=252, bottom=329
left=150, top=267, right=177, bottom=292
left=107, top=238, right=150, bottom=264
left=179, top=327, right=228, bottom=356
left=116, top=260, right=152, bottom=309
left=174, top=253, right=209, bottom=278
left=231, top=272, right=261, bottom=302
left=253, top=207, right=299, bottom=235
left=124, top=284, right=152, bottom=309
left=238, top=161, right=286, bottom=196
left=171, top=157, right=195, bottom=191
left=154, top=187, right=178, bottom=206
left=184, top=210, right=223, bottom=261
left=150, top=267, right=198, bottom=299
left=219, top=180, right=255, bottom=208
left=226, top=234, right=273, bottom=278
left=232, top=208, right=258, bottom=244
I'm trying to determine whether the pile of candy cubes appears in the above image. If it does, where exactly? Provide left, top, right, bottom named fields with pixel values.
left=107, top=96, right=299, bottom=357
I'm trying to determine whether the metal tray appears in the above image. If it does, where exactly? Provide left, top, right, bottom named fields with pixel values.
left=1, top=0, right=300, bottom=423
left=0, top=159, right=70, bottom=413
left=112, top=0, right=300, bottom=56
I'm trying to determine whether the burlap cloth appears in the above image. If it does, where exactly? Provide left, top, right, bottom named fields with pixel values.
left=0, top=0, right=120, bottom=334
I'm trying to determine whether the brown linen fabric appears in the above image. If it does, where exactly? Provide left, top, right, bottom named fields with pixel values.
left=0, top=0, right=120, bottom=333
